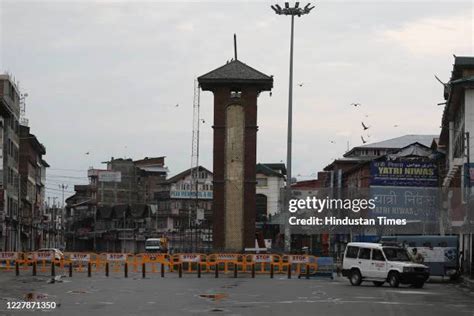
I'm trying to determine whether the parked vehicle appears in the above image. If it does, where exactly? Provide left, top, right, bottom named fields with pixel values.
left=145, top=238, right=168, bottom=253
left=27, top=248, right=64, bottom=264
left=342, top=242, right=429, bottom=288
left=380, top=235, right=459, bottom=279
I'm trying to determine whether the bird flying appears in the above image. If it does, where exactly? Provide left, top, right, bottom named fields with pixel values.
left=361, top=136, right=367, bottom=144
left=361, top=122, right=370, bottom=130
left=351, top=103, right=361, bottom=107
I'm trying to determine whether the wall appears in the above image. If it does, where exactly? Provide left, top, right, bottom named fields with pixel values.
left=466, top=89, right=474, bottom=163
left=256, top=174, right=284, bottom=215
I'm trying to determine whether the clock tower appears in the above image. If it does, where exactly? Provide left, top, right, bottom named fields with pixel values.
left=198, top=59, right=273, bottom=251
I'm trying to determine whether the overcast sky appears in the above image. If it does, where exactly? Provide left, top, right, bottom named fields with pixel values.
left=0, top=0, right=472, bottom=202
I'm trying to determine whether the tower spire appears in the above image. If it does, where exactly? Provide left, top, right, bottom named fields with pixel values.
left=234, top=34, right=238, bottom=60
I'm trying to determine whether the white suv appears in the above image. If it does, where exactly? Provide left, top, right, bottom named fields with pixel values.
left=342, top=242, right=429, bottom=288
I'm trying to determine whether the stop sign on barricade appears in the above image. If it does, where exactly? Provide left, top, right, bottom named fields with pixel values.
left=106, top=253, right=127, bottom=261
left=179, top=254, right=201, bottom=263
left=288, top=255, right=309, bottom=264
left=0, top=252, right=18, bottom=260
left=71, top=253, right=90, bottom=262
left=253, top=254, right=273, bottom=263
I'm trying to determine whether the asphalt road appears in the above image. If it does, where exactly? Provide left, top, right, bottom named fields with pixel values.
left=0, top=272, right=473, bottom=316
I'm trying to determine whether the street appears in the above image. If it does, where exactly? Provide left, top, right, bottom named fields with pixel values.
left=0, top=273, right=473, bottom=316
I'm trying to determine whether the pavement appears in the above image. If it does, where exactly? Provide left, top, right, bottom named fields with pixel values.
left=0, top=271, right=474, bottom=316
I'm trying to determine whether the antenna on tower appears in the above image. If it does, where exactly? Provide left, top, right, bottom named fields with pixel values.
left=189, top=78, right=201, bottom=244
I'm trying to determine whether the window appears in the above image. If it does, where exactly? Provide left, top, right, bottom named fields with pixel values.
left=230, top=90, right=242, bottom=98
left=358, top=248, right=371, bottom=260
left=256, top=178, right=267, bottom=187
left=346, top=246, right=359, bottom=259
left=372, top=249, right=385, bottom=261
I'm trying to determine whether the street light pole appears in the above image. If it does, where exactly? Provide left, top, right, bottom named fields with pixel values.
left=271, top=2, right=315, bottom=253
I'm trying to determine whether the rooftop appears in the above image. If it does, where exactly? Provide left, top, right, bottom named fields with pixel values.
left=166, top=166, right=212, bottom=184
left=344, top=134, right=437, bottom=157
left=198, top=59, right=273, bottom=91
left=256, top=163, right=285, bottom=178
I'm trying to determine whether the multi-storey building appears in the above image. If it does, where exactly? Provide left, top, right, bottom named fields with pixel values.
left=438, top=56, right=474, bottom=276
left=19, top=125, right=48, bottom=251
left=0, top=74, right=21, bottom=251
left=65, top=156, right=169, bottom=252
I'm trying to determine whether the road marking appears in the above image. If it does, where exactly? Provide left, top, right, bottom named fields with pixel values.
left=386, top=290, right=436, bottom=295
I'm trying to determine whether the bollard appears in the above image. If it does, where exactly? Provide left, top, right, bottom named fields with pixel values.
left=306, top=264, right=310, bottom=279
left=197, top=263, right=201, bottom=278
left=124, top=262, right=128, bottom=278
left=287, top=264, right=291, bottom=279
left=251, top=264, right=255, bottom=278
left=215, top=263, right=219, bottom=278
left=142, top=263, right=146, bottom=279
left=51, top=261, right=56, bottom=277
left=105, top=262, right=109, bottom=277
left=32, top=261, right=37, bottom=276
left=15, top=261, right=19, bottom=276
left=234, top=264, right=238, bottom=278
left=69, top=262, right=73, bottom=277
left=178, top=264, right=183, bottom=278
left=270, top=264, right=274, bottom=279
left=87, top=262, right=92, bottom=277
left=161, top=263, right=165, bottom=278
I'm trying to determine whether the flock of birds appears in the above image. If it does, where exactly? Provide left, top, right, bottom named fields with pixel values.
left=291, top=83, right=402, bottom=146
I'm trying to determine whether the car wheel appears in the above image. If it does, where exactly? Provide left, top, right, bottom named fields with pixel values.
left=413, top=281, right=424, bottom=288
left=373, top=281, right=384, bottom=287
left=388, top=272, right=400, bottom=288
left=349, top=269, right=362, bottom=286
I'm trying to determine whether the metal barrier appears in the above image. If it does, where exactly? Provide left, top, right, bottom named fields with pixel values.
left=2, top=252, right=332, bottom=279
left=0, top=252, right=20, bottom=271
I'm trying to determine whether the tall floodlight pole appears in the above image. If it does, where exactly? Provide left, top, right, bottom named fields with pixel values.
left=271, top=2, right=315, bottom=252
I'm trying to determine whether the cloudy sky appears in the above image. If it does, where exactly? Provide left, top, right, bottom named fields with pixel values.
left=0, top=0, right=472, bottom=201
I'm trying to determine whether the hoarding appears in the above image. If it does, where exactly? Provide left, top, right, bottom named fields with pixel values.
left=370, top=161, right=438, bottom=187
left=370, top=186, right=438, bottom=220
left=98, top=171, right=122, bottom=183
left=170, top=190, right=212, bottom=199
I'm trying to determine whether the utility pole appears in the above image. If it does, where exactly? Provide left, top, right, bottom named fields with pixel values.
left=59, top=184, right=68, bottom=249
left=271, top=2, right=315, bottom=252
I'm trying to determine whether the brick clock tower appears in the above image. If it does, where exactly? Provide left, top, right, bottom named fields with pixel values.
left=198, top=59, right=273, bottom=252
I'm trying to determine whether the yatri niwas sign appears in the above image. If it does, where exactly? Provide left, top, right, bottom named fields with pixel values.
left=370, top=161, right=438, bottom=187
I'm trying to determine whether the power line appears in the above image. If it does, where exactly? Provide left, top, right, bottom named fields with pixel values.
left=45, top=187, right=75, bottom=193
left=48, top=167, right=88, bottom=172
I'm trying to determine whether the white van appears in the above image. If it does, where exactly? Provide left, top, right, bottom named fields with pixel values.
left=342, top=242, right=429, bottom=288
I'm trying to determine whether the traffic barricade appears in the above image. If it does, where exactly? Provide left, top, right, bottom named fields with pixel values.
left=99, top=253, right=131, bottom=275
left=207, top=253, right=244, bottom=275
left=0, top=252, right=19, bottom=271
left=244, top=254, right=283, bottom=274
left=67, top=253, right=91, bottom=273
left=31, top=251, right=55, bottom=273
left=136, top=253, right=170, bottom=274
left=282, top=254, right=318, bottom=278
left=171, top=253, right=206, bottom=274
left=307, top=257, right=335, bottom=279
